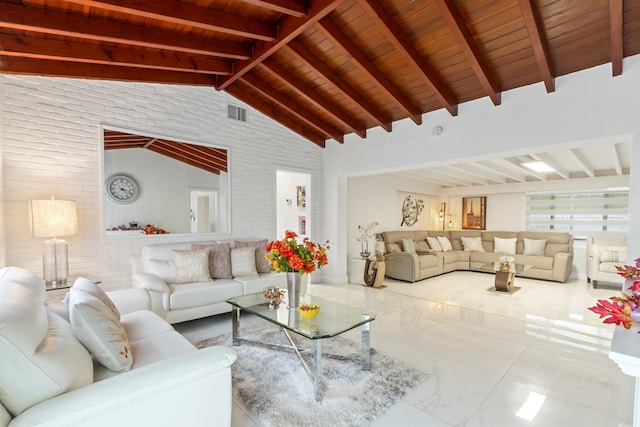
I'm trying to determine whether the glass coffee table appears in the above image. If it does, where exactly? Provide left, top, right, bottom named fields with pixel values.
left=226, top=293, right=376, bottom=401
left=478, top=263, right=534, bottom=294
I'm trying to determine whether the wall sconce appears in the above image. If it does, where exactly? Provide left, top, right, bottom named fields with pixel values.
left=30, top=197, right=78, bottom=287
left=438, top=202, right=454, bottom=230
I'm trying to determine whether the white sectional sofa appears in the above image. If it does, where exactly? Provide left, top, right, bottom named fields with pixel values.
left=132, top=239, right=286, bottom=323
left=0, top=266, right=237, bottom=427
left=382, top=230, right=574, bottom=283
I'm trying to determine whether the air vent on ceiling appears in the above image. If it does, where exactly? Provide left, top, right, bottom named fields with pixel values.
left=227, top=105, right=247, bottom=122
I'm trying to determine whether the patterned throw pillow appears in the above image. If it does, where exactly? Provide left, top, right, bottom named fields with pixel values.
left=599, top=246, right=627, bottom=262
left=173, top=249, right=211, bottom=284
left=426, top=237, right=442, bottom=252
left=192, top=242, right=232, bottom=279
left=461, top=236, right=484, bottom=252
left=437, top=236, right=453, bottom=252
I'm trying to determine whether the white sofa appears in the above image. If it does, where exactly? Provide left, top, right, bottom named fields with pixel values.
left=0, top=266, right=237, bottom=427
left=132, top=239, right=286, bottom=323
left=586, top=235, right=627, bottom=288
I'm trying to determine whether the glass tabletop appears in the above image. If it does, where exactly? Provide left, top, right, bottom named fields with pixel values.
left=478, top=263, right=534, bottom=274
left=226, top=293, right=376, bottom=340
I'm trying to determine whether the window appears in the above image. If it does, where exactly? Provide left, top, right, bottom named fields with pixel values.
left=526, top=189, right=629, bottom=239
left=227, top=104, right=247, bottom=122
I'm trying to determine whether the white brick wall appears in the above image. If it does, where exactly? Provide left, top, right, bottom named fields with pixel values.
left=0, top=75, right=324, bottom=290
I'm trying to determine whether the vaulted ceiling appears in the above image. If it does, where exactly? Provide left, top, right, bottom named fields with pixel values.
left=1, top=0, right=638, bottom=152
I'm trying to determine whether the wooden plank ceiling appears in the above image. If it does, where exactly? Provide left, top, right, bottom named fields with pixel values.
left=1, top=0, right=638, bottom=148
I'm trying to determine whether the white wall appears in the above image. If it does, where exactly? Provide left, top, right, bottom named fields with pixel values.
left=325, top=55, right=640, bottom=284
left=0, top=76, right=324, bottom=289
left=276, top=169, right=311, bottom=238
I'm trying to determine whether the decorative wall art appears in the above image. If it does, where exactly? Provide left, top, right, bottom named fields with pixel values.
left=462, top=197, right=487, bottom=230
left=296, top=186, right=306, bottom=208
left=400, top=194, right=425, bottom=227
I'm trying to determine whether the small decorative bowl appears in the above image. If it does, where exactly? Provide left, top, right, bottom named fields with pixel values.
left=299, top=304, right=320, bottom=319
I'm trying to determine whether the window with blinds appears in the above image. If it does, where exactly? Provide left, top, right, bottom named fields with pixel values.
left=526, top=189, right=629, bottom=239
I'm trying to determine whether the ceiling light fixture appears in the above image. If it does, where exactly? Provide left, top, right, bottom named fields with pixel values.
left=521, top=161, right=555, bottom=173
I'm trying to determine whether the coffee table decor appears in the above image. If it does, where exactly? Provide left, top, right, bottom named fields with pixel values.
left=197, top=324, right=428, bottom=427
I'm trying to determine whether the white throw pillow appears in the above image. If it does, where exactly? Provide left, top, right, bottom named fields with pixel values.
left=494, top=237, right=517, bottom=255
left=68, top=289, right=133, bottom=372
left=69, top=277, right=120, bottom=319
left=599, top=246, right=627, bottom=262
left=173, top=249, right=211, bottom=284
left=437, top=236, right=453, bottom=252
left=401, top=238, right=416, bottom=253
left=523, top=238, right=547, bottom=256
left=426, top=236, right=442, bottom=252
left=461, top=236, right=484, bottom=252
left=231, top=247, right=258, bottom=278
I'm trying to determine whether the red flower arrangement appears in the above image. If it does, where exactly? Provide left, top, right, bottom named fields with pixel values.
left=588, top=257, right=640, bottom=330
left=265, top=230, right=330, bottom=274
left=141, top=224, right=168, bottom=234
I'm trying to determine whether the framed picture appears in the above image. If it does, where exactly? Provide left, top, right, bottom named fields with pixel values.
left=296, top=186, right=306, bottom=207
left=462, top=197, right=486, bottom=230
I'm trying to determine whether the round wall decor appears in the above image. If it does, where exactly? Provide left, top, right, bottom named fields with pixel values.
left=105, top=173, right=139, bottom=204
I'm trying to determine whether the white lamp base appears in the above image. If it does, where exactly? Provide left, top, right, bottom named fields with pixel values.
left=43, top=238, right=69, bottom=286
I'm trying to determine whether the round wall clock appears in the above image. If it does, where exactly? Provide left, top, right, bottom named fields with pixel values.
left=105, top=174, right=139, bottom=204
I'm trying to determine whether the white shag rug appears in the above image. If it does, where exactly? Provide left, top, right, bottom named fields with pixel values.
left=197, top=325, right=427, bottom=427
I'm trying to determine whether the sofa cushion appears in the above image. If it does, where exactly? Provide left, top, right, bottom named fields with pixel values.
left=173, top=249, right=211, bottom=284
left=120, top=310, right=175, bottom=342
left=0, top=266, right=45, bottom=300
left=418, top=254, right=439, bottom=269
left=386, top=242, right=402, bottom=253
left=168, top=280, right=243, bottom=311
left=192, top=242, right=233, bottom=279
left=523, top=238, right=547, bottom=256
left=414, top=240, right=431, bottom=253
left=231, top=247, right=258, bottom=278
left=68, top=289, right=133, bottom=372
left=461, top=236, right=484, bottom=252
left=0, top=281, right=93, bottom=416
left=494, top=237, right=517, bottom=255
left=234, top=239, right=271, bottom=274
left=402, top=238, right=416, bottom=253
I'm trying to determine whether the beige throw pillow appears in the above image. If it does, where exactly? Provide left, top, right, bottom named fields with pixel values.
left=68, top=289, right=133, bottom=372
left=523, top=238, right=547, bottom=256
left=599, top=246, right=627, bottom=262
left=437, top=236, right=453, bottom=252
left=231, top=247, right=259, bottom=278
left=192, top=242, right=232, bottom=279
left=494, top=237, right=517, bottom=255
left=426, top=236, right=442, bottom=252
left=461, top=236, right=484, bottom=252
left=402, top=238, right=416, bottom=253
left=173, top=249, right=211, bottom=284
left=234, top=239, right=271, bottom=273
left=414, top=240, right=431, bottom=253
left=386, top=243, right=402, bottom=253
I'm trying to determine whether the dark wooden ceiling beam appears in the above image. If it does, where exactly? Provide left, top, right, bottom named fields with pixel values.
left=0, top=2, right=251, bottom=60
left=0, top=34, right=232, bottom=75
left=226, top=84, right=327, bottom=147
left=432, top=0, right=501, bottom=106
left=261, top=59, right=367, bottom=138
left=518, top=0, right=555, bottom=92
left=152, top=141, right=228, bottom=172
left=65, top=0, right=277, bottom=41
left=241, top=73, right=344, bottom=143
left=147, top=145, right=222, bottom=174
left=358, top=0, right=458, bottom=116
left=241, top=0, right=309, bottom=17
left=217, top=0, right=344, bottom=90
left=0, top=57, right=217, bottom=86
left=318, top=17, right=422, bottom=125
left=610, top=0, right=624, bottom=76
left=284, top=42, right=392, bottom=132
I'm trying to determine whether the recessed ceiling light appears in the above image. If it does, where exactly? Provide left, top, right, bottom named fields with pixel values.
left=522, top=161, right=555, bottom=173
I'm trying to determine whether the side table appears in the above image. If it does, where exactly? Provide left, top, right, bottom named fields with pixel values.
left=361, top=256, right=386, bottom=288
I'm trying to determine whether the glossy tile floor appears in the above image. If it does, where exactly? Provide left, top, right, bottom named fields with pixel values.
left=175, top=272, right=634, bottom=427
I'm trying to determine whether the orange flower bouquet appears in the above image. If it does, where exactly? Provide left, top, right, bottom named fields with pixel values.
left=265, top=230, right=330, bottom=274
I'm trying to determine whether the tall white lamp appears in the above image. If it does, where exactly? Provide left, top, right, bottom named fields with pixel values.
left=30, top=197, right=78, bottom=287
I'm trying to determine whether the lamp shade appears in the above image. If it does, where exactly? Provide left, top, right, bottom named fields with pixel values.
left=30, top=199, right=78, bottom=238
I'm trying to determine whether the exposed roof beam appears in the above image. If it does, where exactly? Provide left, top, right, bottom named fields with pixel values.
left=425, top=169, right=477, bottom=186
left=568, top=148, right=595, bottom=177
left=241, top=0, right=309, bottom=17
left=613, top=143, right=624, bottom=175
left=432, top=0, right=501, bottom=105
left=284, top=42, right=392, bottom=132
left=318, top=17, right=422, bottom=125
left=434, top=166, right=490, bottom=186
left=450, top=164, right=508, bottom=184
left=610, top=0, right=624, bottom=76
left=532, top=153, right=570, bottom=179
left=0, top=57, right=218, bottom=86
left=474, top=160, right=526, bottom=182
left=358, top=0, right=458, bottom=116
left=0, top=2, right=250, bottom=60
left=65, top=0, right=277, bottom=41
left=217, top=0, right=344, bottom=90
left=226, top=84, right=327, bottom=147
left=240, top=73, right=344, bottom=143
left=0, top=34, right=232, bottom=75
left=500, top=158, right=546, bottom=181
left=260, top=59, right=367, bottom=138
left=518, top=0, right=555, bottom=92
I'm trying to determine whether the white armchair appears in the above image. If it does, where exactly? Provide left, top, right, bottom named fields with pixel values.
left=586, top=235, right=627, bottom=288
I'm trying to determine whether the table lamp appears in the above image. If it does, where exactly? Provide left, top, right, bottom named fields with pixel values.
left=30, top=197, right=78, bottom=287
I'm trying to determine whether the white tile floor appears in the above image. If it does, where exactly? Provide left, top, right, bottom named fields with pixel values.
left=175, top=272, right=635, bottom=427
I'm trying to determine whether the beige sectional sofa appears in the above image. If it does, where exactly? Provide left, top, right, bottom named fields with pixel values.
left=381, top=230, right=573, bottom=283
